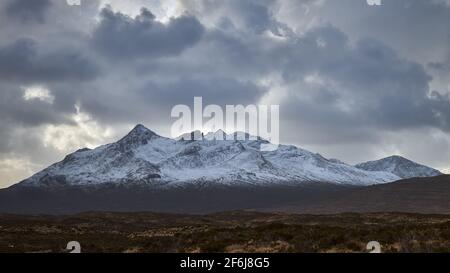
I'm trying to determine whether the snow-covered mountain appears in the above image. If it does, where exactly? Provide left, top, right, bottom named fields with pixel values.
left=355, top=156, right=442, bottom=179
left=18, top=124, right=437, bottom=189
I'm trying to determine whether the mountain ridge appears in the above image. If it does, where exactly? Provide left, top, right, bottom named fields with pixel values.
left=0, top=124, right=445, bottom=214
left=13, top=124, right=441, bottom=189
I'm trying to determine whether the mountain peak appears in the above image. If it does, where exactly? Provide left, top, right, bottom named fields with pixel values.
left=131, top=124, right=152, bottom=133
left=386, top=155, right=408, bottom=161
left=117, top=124, right=159, bottom=147
left=355, top=155, right=442, bottom=179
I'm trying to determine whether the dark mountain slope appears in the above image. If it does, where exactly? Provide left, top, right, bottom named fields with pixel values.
left=280, top=175, right=450, bottom=214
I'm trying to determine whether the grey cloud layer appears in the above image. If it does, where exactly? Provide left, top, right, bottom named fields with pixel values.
left=4, top=0, right=52, bottom=23
left=92, top=7, right=205, bottom=59
left=0, top=0, right=449, bottom=187
left=0, top=38, right=99, bottom=82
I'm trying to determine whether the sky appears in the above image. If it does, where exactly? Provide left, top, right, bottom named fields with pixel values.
left=0, top=0, right=450, bottom=188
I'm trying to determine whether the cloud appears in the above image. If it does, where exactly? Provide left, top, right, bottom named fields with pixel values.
left=0, top=83, right=69, bottom=128
left=91, top=7, right=205, bottom=60
left=180, top=0, right=286, bottom=34
left=275, top=26, right=450, bottom=130
left=42, top=105, right=113, bottom=152
left=1, top=0, right=450, bottom=187
left=22, top=85, right=55, bottom=104
left=275, top=0, right=450, bottom=96
left=0, top=157, right=41, bottom=188
left=0, top=38, right=99, bottom=82
left=4, top=0, right=52, bottom=23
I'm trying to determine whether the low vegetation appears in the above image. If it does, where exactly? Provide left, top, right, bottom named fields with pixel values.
left=0, top=211, right=449, bottom=253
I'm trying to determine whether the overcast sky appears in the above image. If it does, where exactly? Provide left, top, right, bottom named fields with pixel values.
left=0, top=0, right=449, bottom=188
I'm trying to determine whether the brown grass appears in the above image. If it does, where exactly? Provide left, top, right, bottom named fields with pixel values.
left=0, top=211, right=449, bottom=253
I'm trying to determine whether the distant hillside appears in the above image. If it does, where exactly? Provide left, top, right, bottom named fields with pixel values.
left=280, top=175, right=450, bottom=214
left=355, top=155, right=442, bottom=179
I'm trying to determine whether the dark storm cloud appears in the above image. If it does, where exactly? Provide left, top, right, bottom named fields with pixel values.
left=144, top=77, right=263, bottom=105
left=91, top=7, right=205, bottom=60
left=428, top=62, right=450, bottom=71
left=209, top=0, right=274, bottom=33
left=303, top=0, right=450, bottom=65
left=181, top=0, right=283, bottom=34
left=278, top=25, right=450, bottom=142
left=0, top=38, right=99, bottom=82
left=2, top=0, right=450, bottom=187
left=229, top=0, right=271, bottom=33
left=2, top=2, right=446, bottom=137
left=4, top=0, right=51, bottom=23
left=71, top=73, right=266, bottom=127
